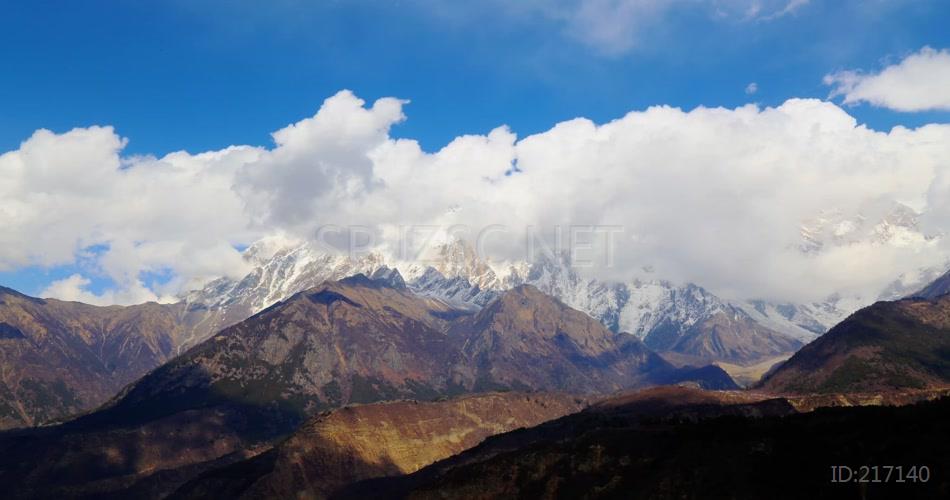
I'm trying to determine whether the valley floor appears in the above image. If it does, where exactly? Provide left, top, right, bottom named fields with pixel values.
left=714, top=354, right=792, bottom=387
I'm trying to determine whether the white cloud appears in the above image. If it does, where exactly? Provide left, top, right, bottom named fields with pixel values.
left=236, top=90, right=407, bottom=229
left=824, top=47, right=950, bottom=112
left=40, top=274, right=174, bottom=306
left=745, top=82, right=758, bottom=94
left=0, top=125, right=260, bottom=304
left=4, top=91, right=950, bottom=306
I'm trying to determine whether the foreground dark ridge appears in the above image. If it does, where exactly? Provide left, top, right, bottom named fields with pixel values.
left=342, top=387, right=949, bottom=500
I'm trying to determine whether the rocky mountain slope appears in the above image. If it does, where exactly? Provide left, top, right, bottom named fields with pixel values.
left=760, top=294, right=950, bottom=394
left=0, top=286, right=213, bottom=429
left=171, top=392, right=587, bottom=500
left=98, top=275, right=730, bottom=434
left=351, top=387, right=948, bottom=500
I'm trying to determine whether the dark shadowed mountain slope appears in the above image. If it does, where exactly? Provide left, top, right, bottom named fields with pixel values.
left=347, top=388, right=948, bottom=500
left=171, top=392, right=587, bottom=500
left=760, top=295, right=950, bottom=394
left=0, top=286, right=210, bottom=429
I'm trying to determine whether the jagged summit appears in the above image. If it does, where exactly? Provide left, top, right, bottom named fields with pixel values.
left=368, top=266, right=407, bottom=289
left=180, top=236, right=811, bottom=366
left=333, top=266, right=409, bottom=292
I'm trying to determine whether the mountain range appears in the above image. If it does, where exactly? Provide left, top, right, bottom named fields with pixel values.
left=0, top=274, right=734, bottom=498
left=1, top=199, right=947, bottom=498
left=1, top=256, right=948, bottom=498
left=90, top=274, right=733, bottom=434
left=2, top=218, right=945, bottom=431
left=180, top=201, right=939, bottom=365
left=3, top=214, right=937, bottom=430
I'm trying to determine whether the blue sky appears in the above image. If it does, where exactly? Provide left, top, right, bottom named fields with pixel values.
left=3, top=0, right=948, bottom=156
left=3, top=0, right=950, bottom=299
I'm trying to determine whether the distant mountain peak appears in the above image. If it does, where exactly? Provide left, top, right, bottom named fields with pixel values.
left=369, top=266, right=407, bottom=289
left=909, top=267, right=950, bottom=300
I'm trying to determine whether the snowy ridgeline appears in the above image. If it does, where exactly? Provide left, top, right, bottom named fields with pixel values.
left=184, top=237, right=899, bottom=345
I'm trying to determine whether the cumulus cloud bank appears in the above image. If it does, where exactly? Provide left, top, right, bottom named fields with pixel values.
left=2, top=90, right=950, bottom=305
left=825, top=47, right=950, bottom=112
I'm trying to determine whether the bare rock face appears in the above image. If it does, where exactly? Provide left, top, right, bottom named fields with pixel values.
left=172, top=392, right=587, bottom=499
left=760, top=295, right=950, bottom=394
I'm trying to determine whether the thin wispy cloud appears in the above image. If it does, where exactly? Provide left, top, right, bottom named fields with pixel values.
left=756, top=0, right=810, bottom=21
left=421, top=0, right=815, bottom=56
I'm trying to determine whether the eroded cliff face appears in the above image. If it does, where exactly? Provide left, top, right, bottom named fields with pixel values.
left=173, top=392, right=587, bottom=499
